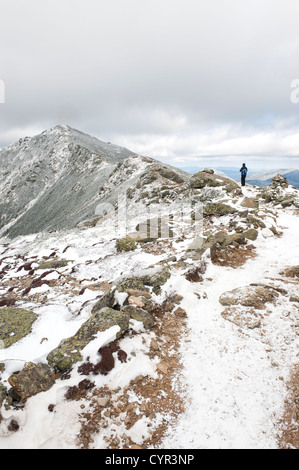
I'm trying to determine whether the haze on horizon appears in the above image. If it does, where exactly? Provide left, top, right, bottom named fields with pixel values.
left=1, top=0, right=299, bottom=171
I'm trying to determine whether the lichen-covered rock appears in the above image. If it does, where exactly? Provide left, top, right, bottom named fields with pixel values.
left=187, top=236, right=207, bottom=252
left=221, top=232, right=246, bottom=247
left=0, top=307, right=37, bottom=348
left=226, top=183, right=243, bottom=196
left=117, top=267, right=171, bottom=295
left=243, top=228, right=258, bottom=241
left=91, top=288, right=116, bottom=314
left=116, top=277, right=150, bottom=293
left=8, top=362, right=56, bottom=403
left=116, top=237, right=137, bottom=252
left=47, top=307, right=130, bottom=373
left=123, top=305, right=155, bottom=330
left=213, top=230, right=228, bottom=244
left=138, top=267, right=171, bottom=295
left=37, top=259, right=69, bottom=270
left=203, top=203, right=238, bottom=217
left=155, top=166, right=185, bottom=184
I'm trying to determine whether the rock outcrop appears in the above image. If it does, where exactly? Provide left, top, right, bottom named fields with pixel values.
left=190, top=170, right=240, bottom=195
left=47, top=307, right=130, bottom=374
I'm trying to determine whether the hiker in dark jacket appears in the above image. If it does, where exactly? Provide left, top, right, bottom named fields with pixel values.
left=240, top=163, right=248, bottom=186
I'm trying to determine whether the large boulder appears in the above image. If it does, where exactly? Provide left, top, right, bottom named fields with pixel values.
left=221, top=232, right=246, bottom=247
left=37, top=259, right=70, bottom=270
left=47, top=307, right=130, bottom=373
left=190, top=170, right=240, bottom=193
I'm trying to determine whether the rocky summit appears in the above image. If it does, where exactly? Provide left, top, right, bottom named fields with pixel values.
left=0, top=127, right=298, bottom=450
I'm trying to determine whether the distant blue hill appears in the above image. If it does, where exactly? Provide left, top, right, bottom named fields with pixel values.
left=179, top=166, right=299, bottom=189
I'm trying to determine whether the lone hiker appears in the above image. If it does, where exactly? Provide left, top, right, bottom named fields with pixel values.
left=240, top=163, right=248, bottom=186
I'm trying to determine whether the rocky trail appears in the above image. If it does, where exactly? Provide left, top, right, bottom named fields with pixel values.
left=0, top=169, right=298, bottom=449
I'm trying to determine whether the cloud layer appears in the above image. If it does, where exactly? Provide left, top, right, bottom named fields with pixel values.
left=1, top=0, right=299, bottom=169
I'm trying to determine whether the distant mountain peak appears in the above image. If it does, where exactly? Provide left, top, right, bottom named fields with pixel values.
left=0, top=125, right=188, bottom=238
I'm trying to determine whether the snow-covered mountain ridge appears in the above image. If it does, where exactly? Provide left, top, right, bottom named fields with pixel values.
left=0, top=125, right=189, bottom=239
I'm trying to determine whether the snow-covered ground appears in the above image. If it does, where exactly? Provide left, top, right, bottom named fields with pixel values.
left=0, top=185, right=298, bottom=449
left=161, top=206, right=299, bottom=449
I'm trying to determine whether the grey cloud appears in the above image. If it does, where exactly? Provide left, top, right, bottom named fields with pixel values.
left=1, top=0, right=299, bottom=167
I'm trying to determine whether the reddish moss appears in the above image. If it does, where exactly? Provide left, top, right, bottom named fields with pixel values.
left=117, top=350, right=127, bottom=363
left=93, top=346, right=115, bottom=376
left=0, top=298, right=17, bottom=307
left=65, top=379, right=95, bottom=401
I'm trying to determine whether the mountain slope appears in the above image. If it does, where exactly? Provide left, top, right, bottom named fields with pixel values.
left=0, top=126, right=189, bottom=238
left=0, top=126, right=298, bottom=450
left=0, top=125, right=138, bottom=237
left=0, top=177, right=298, bottom=449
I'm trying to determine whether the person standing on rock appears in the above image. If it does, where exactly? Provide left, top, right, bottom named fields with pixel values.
left=240, top=163, right=248, bottom=186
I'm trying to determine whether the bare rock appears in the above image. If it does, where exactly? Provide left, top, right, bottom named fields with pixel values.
left=241, top=197, right=259, bottom=209
left=219, top=285, right=279, bottom=310
left=221, top=307, right=262, bottom=329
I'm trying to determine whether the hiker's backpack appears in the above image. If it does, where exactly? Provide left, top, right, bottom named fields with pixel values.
left=241, top=167, right=247, bottom=176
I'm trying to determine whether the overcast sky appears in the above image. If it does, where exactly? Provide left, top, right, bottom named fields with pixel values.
left=1, top=0, right=299, bottom=169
